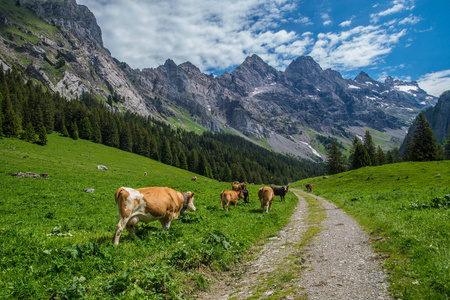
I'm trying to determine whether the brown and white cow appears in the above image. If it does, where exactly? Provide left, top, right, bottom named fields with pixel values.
left=220, top=190, right=244, bottom=211
left=258, top=186, right=274, bottom=213
left=305, top=183, right=314, bottom=192
left=113, top=187, right=196, bottom=245
left=191, top=176, right=197, bottom=181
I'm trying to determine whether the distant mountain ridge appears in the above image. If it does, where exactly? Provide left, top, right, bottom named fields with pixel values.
left=0, top=0, right=439, bottom=160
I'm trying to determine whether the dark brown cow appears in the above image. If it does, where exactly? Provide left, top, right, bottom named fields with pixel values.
left=305, top=183, right=314, bottom=192
left=271, top=185, right=289, bottom=201
left=113, top=187, right=196, bottom=245
left=220, top=190, right=244, bottom=211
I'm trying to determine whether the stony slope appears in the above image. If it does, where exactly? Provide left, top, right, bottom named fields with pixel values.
left=0, top=0, right=440, bottom=160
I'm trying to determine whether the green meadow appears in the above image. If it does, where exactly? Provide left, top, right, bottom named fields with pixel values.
left=2, top=134, right=450, bottom=299
left=0, top=134, right=299, bottom=299
left=291, top=162, right=450, bottom=299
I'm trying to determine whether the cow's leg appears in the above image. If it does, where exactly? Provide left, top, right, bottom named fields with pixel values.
left=126, top=217, right=139, bottom=240
left=234, top=201, right=237, bottom=208
left=113, top=217, right=129, bottom=245
left=159, top=213, right=173, bottom=230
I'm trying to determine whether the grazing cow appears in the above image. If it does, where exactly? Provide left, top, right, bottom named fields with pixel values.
left=258, top=186, right=274, bottom=213
left=271, top=185, right=289, bottom=201
left=231, top=182, right=247, bottom=191
left=144, top=172, right=147, bottom=176
left=305, top=183, right=314, bottom=192
left=113, top=187, right=195, bottom=245
left=191, top=176, right=197, bottom=181
left=242, top=189, right=249, bottom=203
left=220, top=190, right=244, bottom=211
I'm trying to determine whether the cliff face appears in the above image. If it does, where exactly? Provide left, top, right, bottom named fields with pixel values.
left=0, top=0, right=440, bottom=160
left=0, top=0, right=152, bottom=116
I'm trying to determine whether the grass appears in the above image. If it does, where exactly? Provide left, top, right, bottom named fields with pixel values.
left=0, top=133, right=299, bottom=299
left=291, top=161, right=450, bottom=299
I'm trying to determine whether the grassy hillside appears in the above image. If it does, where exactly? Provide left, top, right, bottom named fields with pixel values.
left=0, top=134, right=300, bottom=299
left=291, top=162, right=450, bottom=299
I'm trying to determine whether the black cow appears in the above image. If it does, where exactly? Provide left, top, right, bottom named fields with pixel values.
left=271, top=185, right=289, bottom=201
left=242, top=189, right=249, bottom=203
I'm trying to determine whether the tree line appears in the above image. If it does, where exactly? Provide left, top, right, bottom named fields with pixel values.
left=325, top=114, right=450, bottom=175
left=0, top=66, right=323, bottom=184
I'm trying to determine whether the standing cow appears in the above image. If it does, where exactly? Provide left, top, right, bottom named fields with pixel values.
left=305, top=184, right=314, bottom=192
left=258, top=186, right=274, bottom=213
left=271, top=185, right=289, bottom=201
left=113, top=187, right=196, bottom=245
left=220, top=190, right=244, bottom=211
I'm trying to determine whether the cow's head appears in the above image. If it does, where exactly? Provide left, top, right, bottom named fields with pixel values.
left=180, top=192, right=196, bottom=216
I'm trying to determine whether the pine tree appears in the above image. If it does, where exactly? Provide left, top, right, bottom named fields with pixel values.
left=376, top=146, right=386, bottom=165
left=37, top=124, right=48, bottom=145
left=78, top=116, right=92, bottom=140
left=179, top=150, right=188, bottom=170
left=351, top=140, right=371, bottom=169
left=386, top=150, right=394, bottom=164
left=409, top=113, right=442, bottom=161
left=119, top=125, right=133, bottom=152
left=326, top=141, right=347, bottom=175
left=160, top=137, right=173, bottom=165
left=363, top=130, right=376, bottom=166
left=23, top=121, right=36, bottom=143
left=445, top=134, right=450, bottom=160
left=70, top=122, right=79, bottom=140
left=402, top=135, right=413, bottom=161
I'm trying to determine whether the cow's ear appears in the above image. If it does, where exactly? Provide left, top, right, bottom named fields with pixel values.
left=191, top=192, right=195, bottom=197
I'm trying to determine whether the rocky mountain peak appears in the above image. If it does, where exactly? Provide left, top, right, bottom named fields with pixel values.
left=21, top=0, right=103, bottom=47
left=354, top=71, right=374, bottom=83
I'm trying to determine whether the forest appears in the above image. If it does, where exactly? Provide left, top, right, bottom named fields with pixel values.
left=0, top=66, right=323, bottom=184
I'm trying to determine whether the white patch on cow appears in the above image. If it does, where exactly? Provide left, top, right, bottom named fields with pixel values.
left=123, top=187, right=144, bottom=211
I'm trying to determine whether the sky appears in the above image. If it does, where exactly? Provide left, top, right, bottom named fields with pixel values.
left=76, top=0, right=450, bottom=97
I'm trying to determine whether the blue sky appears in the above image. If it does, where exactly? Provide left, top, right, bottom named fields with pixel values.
left=77, top=0, right=450, bottom=97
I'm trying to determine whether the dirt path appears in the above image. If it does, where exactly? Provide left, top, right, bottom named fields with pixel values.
left=195, top=190, right=392, bottom=299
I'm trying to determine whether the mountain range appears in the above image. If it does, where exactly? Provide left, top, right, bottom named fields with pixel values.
left=0, top=0, right=443, bottom=160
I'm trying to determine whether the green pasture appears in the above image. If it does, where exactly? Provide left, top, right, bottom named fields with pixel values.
left=291, top=161, right=450, bottom=299
left=0, top=134, right=298, bottom=299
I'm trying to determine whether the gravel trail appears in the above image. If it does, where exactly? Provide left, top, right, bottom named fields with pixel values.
left=195, top=190, right=391, bottom=299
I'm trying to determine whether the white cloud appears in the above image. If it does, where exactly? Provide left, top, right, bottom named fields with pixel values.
left=371, top=0, right=415, bottom=23
left=77, top=0, right=309, bottom=73
left=321, top=13, right=332, bottom=26
left=339, top=20, right=352, bottom=27
left=418, top=70, right=450, bottom=97
left=309, top=25, right=407, bottom=71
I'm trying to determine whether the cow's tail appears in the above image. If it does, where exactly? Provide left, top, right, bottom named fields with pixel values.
left=115, top=187, right=126, bottom=204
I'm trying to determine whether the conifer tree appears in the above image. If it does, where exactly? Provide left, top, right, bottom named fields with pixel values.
left=37, top=124, right=48, bottom=145
left=179, top=150, right=188, bottom=170
left=351, top=140, right=371, bottom=169
left=409, top=113, right=442, bottom=161
left=376, top=146, right=386, bottom=165
left=325, top=141, right=347, bottom=174
left=78, top=116, right=92, bottom=140
left=221, top=163, right=232, bottom=182
left=61, top=121, right=69, bottom=137
left=188, top=149, right=199, bottom=173
left=363, top=130, right=376, bottom=165
left=119, top=124, right=133, bottom=152
left=160, top=137, right=173, bottom=165
left=386, top=150, right=394, bottom=164
left=23, top=121, right=36, bottom=143
left=445, top=134, right=450, bottom=160
left=70, top=122, right=79, bottom=140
